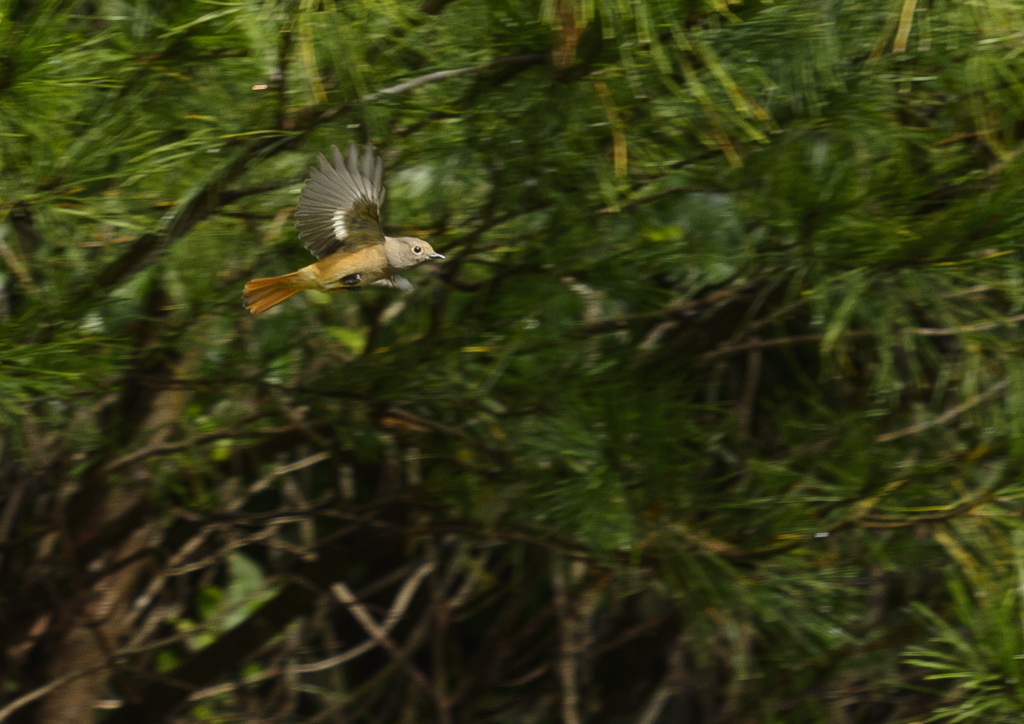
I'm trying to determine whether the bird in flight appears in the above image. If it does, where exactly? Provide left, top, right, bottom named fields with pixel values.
left=243, top=143, right=444, bottom=314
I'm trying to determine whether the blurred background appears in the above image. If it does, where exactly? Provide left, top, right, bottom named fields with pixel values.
left=4, top=0, right=1024, bottom=722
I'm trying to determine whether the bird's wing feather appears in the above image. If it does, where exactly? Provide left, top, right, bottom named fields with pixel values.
left=371, top=275, right=413, bottom=291
left=294, top=143, right=387, bottom=259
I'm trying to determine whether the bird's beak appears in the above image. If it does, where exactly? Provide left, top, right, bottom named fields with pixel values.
left=429, top=252, right=445, bottom=260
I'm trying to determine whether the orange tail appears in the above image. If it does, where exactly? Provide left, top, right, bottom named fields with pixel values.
left=243, top=272, right=308, bottom=314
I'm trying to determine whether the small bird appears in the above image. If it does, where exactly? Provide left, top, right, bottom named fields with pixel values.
left=243, top=143, right=444, bottom=314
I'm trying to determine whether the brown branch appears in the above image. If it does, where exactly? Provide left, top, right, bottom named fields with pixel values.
left=296, top=559, right=435, bottom=674
left=185, top=560, right=437, bottom=703
left=551, top=560, right=581, bottom=724
left=360, top=55, right=546, bottom=103
left=635, top=634, right=687, bottom=724
left=909, top=312, right=1024, bottom=336
left=331, top=582, right=439, bottom=704
left=592, top=614, right=676, bottom=656
left=577, top=304, right=691, bottom=334
left=101, top=417, right=287, bottom=474
left=577, top=286, right=751, bottom=335
left=596, top=186, right=711, bottom=214
left=102, top=503, right=415, bottom=724
left=0, top=229, right=38, bottom=296
left=701, top=333, right=835, bottom=362
left=735, top=344, right=763, bottom=442
left=0, top=660, right=118, bottom=723
left=702, top=314, right=1024, bottom=362
left=875, top=378, right=1009, bottom=443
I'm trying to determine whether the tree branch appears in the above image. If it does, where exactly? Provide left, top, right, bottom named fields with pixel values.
left=360, top=55, right=545, bottom=103
left=68, top=134, right=297, bottom=307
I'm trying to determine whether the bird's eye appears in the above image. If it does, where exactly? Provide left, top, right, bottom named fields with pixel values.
left=413, top=246, right=422, bottom=254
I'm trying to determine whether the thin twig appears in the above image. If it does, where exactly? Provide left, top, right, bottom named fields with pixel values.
left=596, top=186, right=710, bottom=214
left=635, top=634, right=686, bottom=724
left=158, top=526, right=281, bottom=578
left=0, top=230, right=38, bottom=295
left=0, top=473, right=28, bottom=570
left=735, top=345, right=763, bottom=442
left=231, top=452, right=331, bottom=511
left=702, top=313, right=1024, bottom=361
left=184, top=561, right=436, bottom=703
left=360, top=55, right=545, bottom=103
left=909, top=312, right=1024, bottom=336
left=102, top=418, right=289, bottom=473
left=293, top=560, right=436, bottom=674
left=331, top=582, right=435, bottom=695
left=551, top=560, right=581, bottom=724
left=130, top=525, right=214, bottom=620
left=875, top=379, right=1009, bottom=443
left=702, top=333, right=834, bottom=362
left=0, top=662, right=115, bottom=722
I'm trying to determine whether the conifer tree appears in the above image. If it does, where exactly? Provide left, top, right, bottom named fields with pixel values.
left=2, top=1, right=1024, bottom=722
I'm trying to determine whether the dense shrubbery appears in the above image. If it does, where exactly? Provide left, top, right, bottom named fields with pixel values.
left=3, top=1, right=1024, bottom=722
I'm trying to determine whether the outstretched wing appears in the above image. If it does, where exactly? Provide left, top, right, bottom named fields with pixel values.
left=294, top=143, right=387, bottom=259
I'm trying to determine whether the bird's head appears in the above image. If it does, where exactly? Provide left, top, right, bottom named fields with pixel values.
left=383, top=236, right=445, bottom=270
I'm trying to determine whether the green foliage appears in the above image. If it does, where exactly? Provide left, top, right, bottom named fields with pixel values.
left=6, top=0, right=1024, bottom=721
left=904, top=526, right=1024, bottom=723
left=179, top=552, right=280, bottom=650
left=0, top=318, right=123, bottom=423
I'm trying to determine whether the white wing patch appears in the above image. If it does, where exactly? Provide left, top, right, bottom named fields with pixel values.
left=295, top=144, right=387, bottom=259
left=332, top=210, right=347, bottom=240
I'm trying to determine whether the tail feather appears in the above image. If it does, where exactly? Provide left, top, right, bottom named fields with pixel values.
left=243, top=272, right=307, bottom=314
